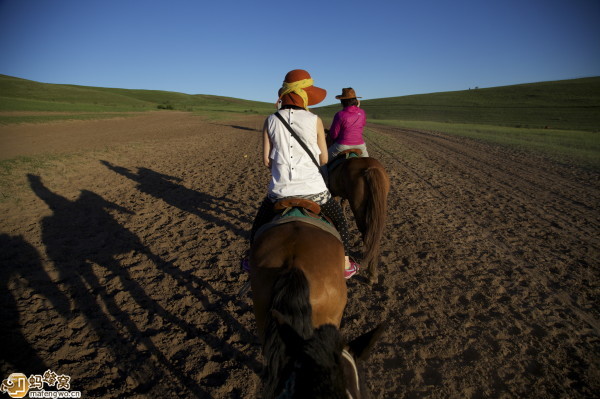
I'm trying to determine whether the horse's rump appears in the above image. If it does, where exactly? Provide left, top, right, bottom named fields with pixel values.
left=250, top=222, right=346, bottom=340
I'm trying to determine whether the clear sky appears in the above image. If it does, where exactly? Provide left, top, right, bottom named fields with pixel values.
left=1, top=0, right=598, bottom=105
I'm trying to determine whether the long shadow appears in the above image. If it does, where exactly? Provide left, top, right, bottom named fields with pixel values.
left=27, top=174, right=260, bottom=397
left=101, top=161, right=250, bottom=238
left=98, top=162, right=260, bottom=357
left=228, top=125, right=260, bottom=132
left=0, top=234, right=70, bottom=376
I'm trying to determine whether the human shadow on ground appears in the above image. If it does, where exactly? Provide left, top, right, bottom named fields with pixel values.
left=101, top=161, right=250, bottom=238
left=0, top=234, right=70, bottom=376
left=27, top=174, right=260, bottom=396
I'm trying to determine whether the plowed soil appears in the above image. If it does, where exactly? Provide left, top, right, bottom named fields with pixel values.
left=1, top=111, right=598, bottom=398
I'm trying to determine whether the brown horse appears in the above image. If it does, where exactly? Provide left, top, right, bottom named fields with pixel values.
left=250, top=218, right=384, bottom=398
left=328, top=154, right=390, bottom=282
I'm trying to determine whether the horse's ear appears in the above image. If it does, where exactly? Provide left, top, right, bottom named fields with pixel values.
left=347, top=323, right=386, bottom=361
left=272, top=310, right=305, bottom=353
left=271, top=309, right=288, bottom=326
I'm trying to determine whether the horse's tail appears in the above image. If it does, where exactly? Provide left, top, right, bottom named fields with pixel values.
left=263, top=267, right=312, bottom=398
left=362, top=165, right=389, bottom=274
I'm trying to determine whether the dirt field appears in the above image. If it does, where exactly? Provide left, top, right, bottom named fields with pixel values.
left=1, top=111, right=598, bottom=398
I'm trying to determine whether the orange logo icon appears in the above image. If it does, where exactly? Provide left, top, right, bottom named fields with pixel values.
left=0, top=373, right=30, bottom=398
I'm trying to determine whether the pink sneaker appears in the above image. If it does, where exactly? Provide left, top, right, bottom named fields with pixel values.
left=344, top=260, right=360, bottom=279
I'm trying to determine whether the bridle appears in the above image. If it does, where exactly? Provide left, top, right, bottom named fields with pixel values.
left=275, top=349, right=361, bottom=399
left=341, top=349, right=361, bottom=399
left=276, top=349, right=360, bottom=399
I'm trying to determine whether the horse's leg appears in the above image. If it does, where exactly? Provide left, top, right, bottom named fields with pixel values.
left=347, top=181, right=374, bottom=278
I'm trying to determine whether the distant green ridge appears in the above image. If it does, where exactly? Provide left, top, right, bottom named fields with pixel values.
left=0, top=74, right=273, bottom=114
left=315, top=77, right=600, bottom=132
left=2, top=74, right=599, bottom=131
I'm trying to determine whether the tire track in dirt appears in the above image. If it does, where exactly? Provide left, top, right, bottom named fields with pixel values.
left=372, top=125, right=599, bottom=238
left=369, top=125, right=599, bottom=268
left=368, top=124, right=599, bottom=317
left=361, top=123, right=599, bottom=397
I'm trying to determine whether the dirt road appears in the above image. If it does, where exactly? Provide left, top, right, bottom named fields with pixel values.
left=1, top=111, right=598, bottom=398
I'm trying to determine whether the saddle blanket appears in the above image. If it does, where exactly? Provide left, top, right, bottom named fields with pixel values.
left=254, top=209, right=342, bottom=243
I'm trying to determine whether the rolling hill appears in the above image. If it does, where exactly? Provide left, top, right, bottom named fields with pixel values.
left=314, top=77, right=600, bottom=132
left=1, top=73, right=598, bottom=133
left=0, top=74, right=273, bottom=114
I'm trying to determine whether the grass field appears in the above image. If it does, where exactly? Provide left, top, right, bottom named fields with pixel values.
left=0, top=74, right=274, bottom=120
left=313, top=77, right=599, bottom=170
left=1, top=74, right=598, bottom=169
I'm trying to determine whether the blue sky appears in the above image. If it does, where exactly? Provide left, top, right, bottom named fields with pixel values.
left=1, top=0, right=598, bottom=105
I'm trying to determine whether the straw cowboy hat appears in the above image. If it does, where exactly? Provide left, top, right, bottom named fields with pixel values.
left=277, top=69, right=327, bottom=109
left=335, top=87, right=362, bottom=100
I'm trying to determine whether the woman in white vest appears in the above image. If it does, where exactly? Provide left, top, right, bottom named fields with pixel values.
left=247, top=69, right=359, bottom=279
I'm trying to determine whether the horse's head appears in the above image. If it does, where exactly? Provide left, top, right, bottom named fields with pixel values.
left=271, top=310, right=385, bottom=399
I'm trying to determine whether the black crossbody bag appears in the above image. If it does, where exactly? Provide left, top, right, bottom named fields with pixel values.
left=274, top=111, right=326, bottom=182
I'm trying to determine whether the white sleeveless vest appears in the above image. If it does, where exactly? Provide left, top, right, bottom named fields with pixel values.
left=266, top=109, right=327, bottom=198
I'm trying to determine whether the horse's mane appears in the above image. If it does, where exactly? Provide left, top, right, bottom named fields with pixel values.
left=261, top=266, right=347, bottom=398
left=262, top=267, right=312, bottom=398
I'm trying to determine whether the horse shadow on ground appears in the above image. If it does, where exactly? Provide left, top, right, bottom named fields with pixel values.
left=100, top=161, right=250, bottom=239
left=0, top=234, right=69, bottom=376
left=24, top=174, right=260, bottom=396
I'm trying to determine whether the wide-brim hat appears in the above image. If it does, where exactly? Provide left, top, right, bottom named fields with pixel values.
left=335, top=87, right=362, bottom=100
left=278, top=69, right=327, bottom=108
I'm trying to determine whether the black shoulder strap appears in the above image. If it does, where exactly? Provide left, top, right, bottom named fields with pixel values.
left=274, top=112, right=325, bottom=180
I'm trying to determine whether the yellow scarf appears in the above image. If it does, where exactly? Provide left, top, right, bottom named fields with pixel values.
left=276, top=78, right=314, bottom=109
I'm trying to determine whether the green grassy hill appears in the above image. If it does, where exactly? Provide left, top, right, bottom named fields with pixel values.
left=0, top=74, right=273, bottom=115
left=3, top=74, right=597, bottom=131
left=315, top=77, right=600, bottom=132
left=314, top=77, right=599, bottom=169
left=1, top=74, right=598, bottom=168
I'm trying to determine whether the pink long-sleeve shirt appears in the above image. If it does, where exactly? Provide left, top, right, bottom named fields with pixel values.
left=328, top=105, right=366, bottom=145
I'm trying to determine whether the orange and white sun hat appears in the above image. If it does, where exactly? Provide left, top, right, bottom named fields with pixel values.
left=276, top=69, right=327, bottom=109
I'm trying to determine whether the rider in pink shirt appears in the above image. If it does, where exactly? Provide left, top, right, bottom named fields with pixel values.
left=328, top=87, right=369, bottom=159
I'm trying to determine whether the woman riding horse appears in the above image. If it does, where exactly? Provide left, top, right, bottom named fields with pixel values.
left=326, top=87, right=390, bottom=282
left=246, top=69, right=360, bottom=278
left=328, top=87, right=369, bottom=159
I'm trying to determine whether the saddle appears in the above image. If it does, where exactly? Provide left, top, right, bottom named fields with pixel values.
left=328, top=148, right=363, bottom=173
left=338, top=148, right=363, bottom=158
left=254, top=197, right=341, bottom=243
left=274, top=198, right=321, bottom=216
